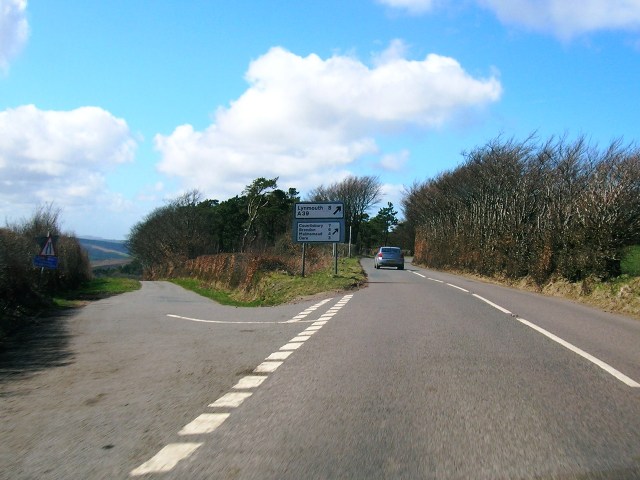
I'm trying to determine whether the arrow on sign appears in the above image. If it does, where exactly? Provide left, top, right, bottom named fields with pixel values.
left=333, top=206, right=342, bottom=215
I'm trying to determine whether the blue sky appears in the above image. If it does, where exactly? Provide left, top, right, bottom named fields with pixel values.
left=1, top=0, right=639, bottom=239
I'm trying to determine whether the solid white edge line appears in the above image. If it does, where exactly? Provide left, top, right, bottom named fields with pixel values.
left=167, top=314, right=279, bottom=324
left=130, top=443, right=203, bottom=476
left=472, top=294, right=513, bottom=315
left=516, top=317, right=640, bottom=388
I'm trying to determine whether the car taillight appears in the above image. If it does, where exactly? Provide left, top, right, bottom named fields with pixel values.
left=378, top=252, right=383, bottom=257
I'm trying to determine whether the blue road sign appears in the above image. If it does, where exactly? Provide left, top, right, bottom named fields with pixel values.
left=33, top=255, right=58, bottom=269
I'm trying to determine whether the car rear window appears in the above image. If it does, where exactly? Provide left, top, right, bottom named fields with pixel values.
left=381, top=247, right=401, bottom=254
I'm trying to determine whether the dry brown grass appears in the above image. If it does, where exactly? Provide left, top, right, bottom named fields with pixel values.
left=451, top=270, right=640, bottom=320
left=178, top=250, right=333, bottom=294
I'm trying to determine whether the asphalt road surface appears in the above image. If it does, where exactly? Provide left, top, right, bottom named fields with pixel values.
left=1, top=260, right=639, bottom=479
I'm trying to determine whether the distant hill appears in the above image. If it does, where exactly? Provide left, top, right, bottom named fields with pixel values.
left=78, top=238, right=132, bottom=267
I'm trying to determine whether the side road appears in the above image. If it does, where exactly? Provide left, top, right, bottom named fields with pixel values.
left=0, top=281, right=334, bottom=480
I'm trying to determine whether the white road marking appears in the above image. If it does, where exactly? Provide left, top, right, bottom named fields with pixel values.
left=516, top=317, right=640, bottom=388
left=209, top=392, right=253, bottom=408
left=130, top=443, right=202, bottom=476
left=280, top=342, right=304, bottom=351
left=284, top=298, right=333, bottom=322
left=428, top=277, right=444, bottom=283
left=179, top=413, right=230, bottom=435
left=134, top=293, right=356, bottom=476
left=167, top=314, right=320, bottom=325
left=412, top=272, right=426, bottom=278
left=447, top=283, right=469, bottom=293
left=266, top=351, right=293, bottom=360
left=290, top=336, right=310, bottom=342
left=254, top=361, right=283, bottom=373
left=469, top=293, right=639, bottom=388
left=168, top=298, right=338, bottom=325
left=472, top=294, right=513, bottom=315
left=233, top=376, right=267, bottom=389
left=167, top=314, right=280, bottom=324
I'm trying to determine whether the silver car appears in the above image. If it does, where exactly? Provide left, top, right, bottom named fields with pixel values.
left=373, top=246, right=404, bottom=270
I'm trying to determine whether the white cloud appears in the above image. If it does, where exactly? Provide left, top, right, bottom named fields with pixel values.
left=477, top=0, right=640, bottom=38
left=380, top=0, right=640, bottom=39
left=377, top=0, right=439, bottom=14
left=0, top=0, right=29, bottom=72
left=155, top=44, right=501, bottom=199
left=0, top=105, right=137, bottom=228
left=378, top=150, right=410, bottom=171
left=379, top=183, right=407, bottom=215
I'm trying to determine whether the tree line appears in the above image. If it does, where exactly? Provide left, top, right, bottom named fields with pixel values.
left=403, top=135, right=640, bottom=283
left=128, top=175, right=403, bottom=278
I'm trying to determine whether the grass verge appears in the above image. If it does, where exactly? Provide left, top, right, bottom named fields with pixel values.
left=172, top=257, right=366, bottom=307
left=621, top=245, right=640, bottom=276
left=170, top=278, right=264, bottom=307
left=53, top=277, right=141, bottom=308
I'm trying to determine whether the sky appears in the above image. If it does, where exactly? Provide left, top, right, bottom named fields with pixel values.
left=1, top=0, right=639, bottom=240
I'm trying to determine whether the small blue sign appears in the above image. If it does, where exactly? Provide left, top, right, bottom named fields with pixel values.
left=33, top=255, right=58, bottom=269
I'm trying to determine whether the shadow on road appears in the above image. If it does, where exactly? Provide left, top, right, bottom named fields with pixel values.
left=0, top=311, right=74, bottom=390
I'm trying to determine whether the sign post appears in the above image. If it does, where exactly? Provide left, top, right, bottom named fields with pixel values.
left=293, top=202, right=345, bottom=276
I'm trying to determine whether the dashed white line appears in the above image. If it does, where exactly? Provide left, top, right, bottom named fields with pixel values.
left=132, top=294, right=354, bottom=477
left=254, top=361, right=283, bottom=373
left=233, top=376, right=267, bottom=389
left=179, top=413, right=230, bottom=435
left=428, top=277, right=444, bottom=283
left=290, top=335, right=311, bottom=342
left=209, top=392, right=253, bottom=408
left=130, top=443, right=203, bottom=476
left=266, top=351, right=293, bottom=361
left=412, top=272, right=426, bottom=278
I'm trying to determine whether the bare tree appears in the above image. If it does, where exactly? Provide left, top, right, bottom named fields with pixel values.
left=404, top=134, right=640, bottom=282
left=241, top=177, right=278, bottom=252
left=308, top=175, right=382, bottom=250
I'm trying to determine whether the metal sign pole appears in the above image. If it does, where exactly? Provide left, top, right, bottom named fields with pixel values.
left=301, top=243, right=306, bottom=277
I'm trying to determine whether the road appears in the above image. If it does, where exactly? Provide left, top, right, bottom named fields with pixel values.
left=1, top=260, right=639, bottom=479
